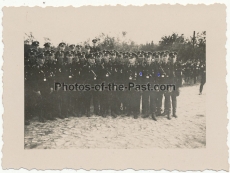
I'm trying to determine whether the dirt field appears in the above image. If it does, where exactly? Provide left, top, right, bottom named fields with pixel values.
left=24, top=84, right=206, bottom=149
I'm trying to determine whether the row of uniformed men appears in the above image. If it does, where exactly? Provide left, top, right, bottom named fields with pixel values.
left=25, top=40, right=182, bottom=125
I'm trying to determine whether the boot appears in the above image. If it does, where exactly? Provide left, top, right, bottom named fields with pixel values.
left=172, top=109, right=177, bottom=118
left=167, top=112, right=171, bottom=120
left=134, top=112, right=138, bottom=119
left=160, top=111, right=167, bottom=116
left=142, top=113, right=149, bottom=118
left=111, top=111, right=117, bottom=118
left=151, top=113, right=157, bottom=121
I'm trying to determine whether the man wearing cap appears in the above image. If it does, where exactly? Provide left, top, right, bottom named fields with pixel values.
left=161, top=51, right=171, bottom=118
left=83, top=53, right=97, bottom=117
left=166, top=52, right=181, bottom=119
left=141, top=52, right=153, bottom=118
left=199, top=60, right=206, bottom=95
left=152, top=51, right=165, bottom=118
left=100, top=51, right=112, bottom=117
left=43, top=50, right=57, bottom=120
left=32, top=52, right=51, bottom=122
left=91, top=39, right=101, bottom=54
left=25, top=48, right=39, bottom=125
left=44, top=42, right=51, bottom=51
left=126, top=52, right=139, bottom=118
left=54, top=42, right=67, bottom=118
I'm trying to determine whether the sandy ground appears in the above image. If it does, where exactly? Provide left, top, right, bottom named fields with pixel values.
left=24, top=85, right=206, bottom=149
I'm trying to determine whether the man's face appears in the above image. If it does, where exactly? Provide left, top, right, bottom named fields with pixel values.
left=155, top=56, right=160, bottom=63
left=37, top=58, right=45, bottom=66
left=146, top=56, right=152, bottom=64
left=86, top=48, right=90, bottom=53
left=69, top=47, right=75, bottom=52
left=32, top=45, right=39, bottom=50
left=129, top=57, right=136, bottom=65
left=95, top=56, right=102, bottom=64
left=103, top=56, right=109, bottom=64
left=59, top=45, right=65, bottom=51
left=163, top=54, right=169, bottom=63
left=137, top=56, right=144, bottom=64
left=66, top=54, right=73, bottom=63
left=28, top=55, right=36, bottom=63
left=110, top=55, right=116, bottom=63
left=44, top=47, right=50, bottom=51
left=88, top=58, right=95, bottom=66
left=151, top=57, right=155, bottom=63
left=173, top=56, right=177, bottom=64
left=76, top=47, right=81, bottom=52
left=79, top=56, right=85, bottom=63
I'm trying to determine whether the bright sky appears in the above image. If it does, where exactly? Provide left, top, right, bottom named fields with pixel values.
left=23, top=6, right=207, bottom=47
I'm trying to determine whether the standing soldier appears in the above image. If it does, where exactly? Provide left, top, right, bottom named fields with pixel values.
left=116, top=52, right=125, bottom=115
left=55, top=42, right=66, bottom=118
left=25, top=48, right=39, bottom=125
left=153, top=52, right=164, bottom=117
left=161, top=51, right=171, bottom=118
left=199, top=60, right=206, bottom=95
left=44, top=42, right=51, bottom=51
left=94, top=52, right=105, bottom=116
left=149, top=52, right=157, bottom=121
left=142, top=52, right=152, bottom=118
left=33, top=52, right=51, bottom=122
left=43, top=50, right=57, bottom=120
left=167, top=52, right=181, bottom=118
left=78, top=51, right=88, bottom=116
left=64, top=50, right=77, bottom=117
left=100, top=51, right=112, bottom=117
left=121, top=52, right=130, bottom=115
left=127, top=53, right=139, bottom=118
left=84, top=53, right=97, bottom=117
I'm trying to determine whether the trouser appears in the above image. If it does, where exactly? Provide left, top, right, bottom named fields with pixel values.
left=156, top=91, right=163, bottom=114
left=25, top=87, right=41, bottom=120
left=93, top=90, right=100, bottom=115
left=164, top=90, right=178, bottom=115
left=84, top=90, right=93, bottom=115
left=142, top=90, right=150, bottom=115
left=100, top=90, right=110, bottom=116
left=127, top=90, right=140, bottom=115
left=150, top=91, right=157, bottom=113
left=200, top=76, right=206, bottom=93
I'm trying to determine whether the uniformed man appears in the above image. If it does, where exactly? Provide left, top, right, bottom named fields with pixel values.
left=100, top=51, right=112, bottom=117
left=33, top=52, right=51, bottom=122
left=43, top=50, right=57, bottom=120
left=149, top=52, right=157, bottom=121
left=199, top=60, right=206, bottom=95
left=91, top=39, right=101, bottom=53
left=127, top=52, right=140, bottom=118
left=55, top=42, right=66, bottom=118
left=167, top=51, right=181, bottom=119
left=44, top=42, right=51, bottom=51
left=31, top=41, right=40, bottom=51
left=153, top=51, right=164, bottom=117
left=83, top=53, right=97, bottom=117
left=25, top=48, right=39, bottom=125
left=78, top=52, right=88, bottom=116
left=141, top=52, right=153, bottom=118
left=161, top=51, right=171, bottom=118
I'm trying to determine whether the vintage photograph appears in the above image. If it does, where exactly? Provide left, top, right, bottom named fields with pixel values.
left=24, top=8, right=206, bottom=149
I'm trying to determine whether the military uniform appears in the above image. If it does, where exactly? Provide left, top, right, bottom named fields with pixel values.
left=126, top=54, right=140, bottom=118
left=166, top=52, right=182, bottom=118
left=25, top=48, right=40, bottom=124
left=199, top=62, right=206, bottom=94
left=152, top=52, right=165, bottom=117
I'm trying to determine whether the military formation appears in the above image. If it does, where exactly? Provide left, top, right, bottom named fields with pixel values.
left=24, top=39, right=206, bottom=125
